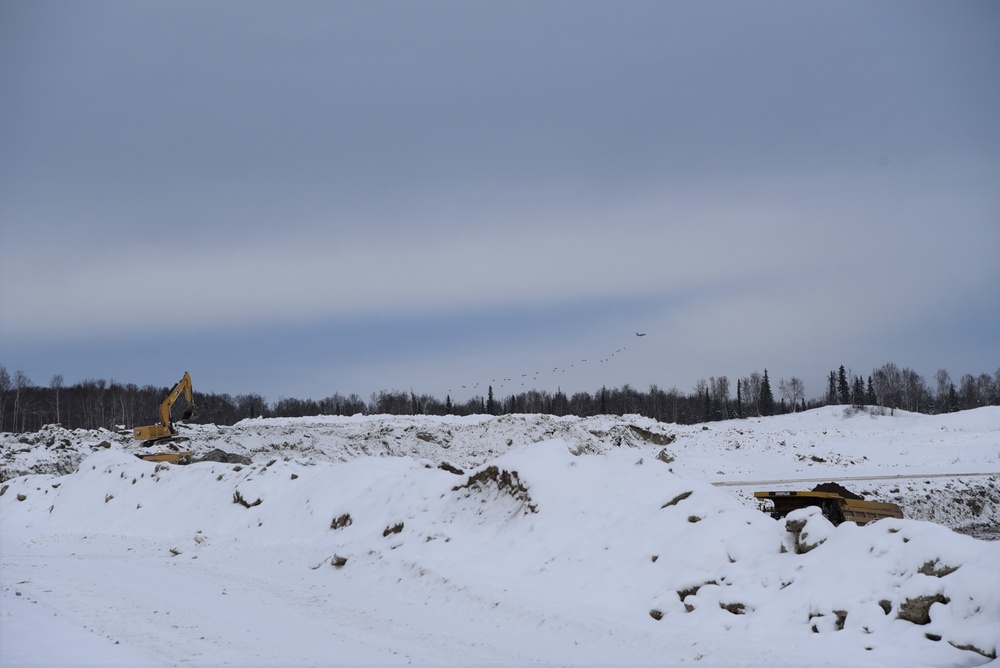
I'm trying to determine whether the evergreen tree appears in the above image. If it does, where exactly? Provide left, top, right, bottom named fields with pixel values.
left=827, top=371, right=837, bottom=404
left=445, top=394, right=452, bottom=414
left=837, top=365, right=850, bottom=405
left=866, top=376, right=877, bottom=405
left=736, top=379, right=744, bottom=418
left=487, top=385, right=496, bottom=415
left=760, top=369, right=775, bottom=416
left=947, top=383, right=959, bottom=412
left=852, top=376, right=865, bottom=407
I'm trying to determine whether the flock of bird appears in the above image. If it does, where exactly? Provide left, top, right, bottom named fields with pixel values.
left=447, top=332, right=648, bottom=397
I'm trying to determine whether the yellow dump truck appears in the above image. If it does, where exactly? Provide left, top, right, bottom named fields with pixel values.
left=754, top=489, right=903, bottom=526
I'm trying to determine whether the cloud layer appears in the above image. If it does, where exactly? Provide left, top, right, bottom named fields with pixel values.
left=2, top=1, right=997, bottom=400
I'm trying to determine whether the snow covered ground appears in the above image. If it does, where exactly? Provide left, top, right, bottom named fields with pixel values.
left=1, top=406, right=998, bottom=667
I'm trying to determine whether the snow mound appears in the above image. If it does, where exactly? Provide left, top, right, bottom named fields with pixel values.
left=3, top=440, right=998, bottom=666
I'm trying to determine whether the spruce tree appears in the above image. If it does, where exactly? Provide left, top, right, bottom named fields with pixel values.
left=947, top=383, right=959, bottom=412
left=852, top=376, right=865, bottom=407
left=866, top=376, right=877, bottom=405
left=487, top=385, right=496, bottom=415
left=760, top=369, right=775, bottom=416
left=736, top=379, right=744, bottom=418
left=827, top=371, right=837, bottom=404
left=837, top=365, right=850, bottom=405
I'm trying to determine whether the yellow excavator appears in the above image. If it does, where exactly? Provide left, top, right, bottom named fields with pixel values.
left=133, top=372, right=197, bottom=462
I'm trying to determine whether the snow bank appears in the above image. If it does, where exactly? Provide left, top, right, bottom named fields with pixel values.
left=3, top=435, right=998, bottom=666
left=4, top=408, right=999, bottom=534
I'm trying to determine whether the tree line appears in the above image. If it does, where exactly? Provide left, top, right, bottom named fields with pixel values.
left=1, top=362, right=998, bottom=434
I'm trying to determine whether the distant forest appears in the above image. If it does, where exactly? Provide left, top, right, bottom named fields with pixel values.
left=1, top=362, right=998, bottom=434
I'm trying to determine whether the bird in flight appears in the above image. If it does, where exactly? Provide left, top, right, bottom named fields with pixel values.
left=636, top=332, right=646, bottom=337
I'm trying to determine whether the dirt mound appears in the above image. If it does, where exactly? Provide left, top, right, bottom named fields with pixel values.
left=812, top=482, right=864, bottom=500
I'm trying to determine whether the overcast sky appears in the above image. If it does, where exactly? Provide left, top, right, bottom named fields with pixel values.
left=2, top=0, right=998, bottom=405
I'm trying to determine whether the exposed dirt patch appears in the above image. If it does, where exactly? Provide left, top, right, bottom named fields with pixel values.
left=661, top=491, right=692, bottom=508
left=720, top=601, right=746, bottom=615
left=232, top=489, right=262, bottom=508
left=452, top=466, right=538, bottom=514
left=808, top=610, right=847, bottom=632
left=917, top=559, right=958, bottom=577
left=948, top=641, right=996, bottom=660
left=785, top=516, right=827, bottom=554
left=677, top=581, right=716, bottom=601
left=897, top=594, right=950, bottom=625
left=629, top=425, right=675, bottom=446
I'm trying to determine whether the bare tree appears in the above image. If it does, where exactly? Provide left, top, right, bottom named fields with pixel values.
left=957, top=374, right=979, bottom=409
left=794, top=376, right=805, bottom=410
left=901, top=367, right=928, bottom=412
left=778, top=377, right=805, bottom=411
left=50, top=374, right=64, bottom=425
left=0, top=365, right=10, bottom=431
left=13, top=370, right=32, bottom=432
left=236, top=393, right=268, bottom=419
left=934, top=369, right=952, bottom=409
left=873, top=363, right=903, bottom=410
left=976, top=373, right=995, bottom=407
left=742, top=373, right=763, bottom=416
left=709, top=376, right=730, bottom=419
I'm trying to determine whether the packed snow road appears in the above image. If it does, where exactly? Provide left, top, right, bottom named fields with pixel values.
left=3, top=534, right=553, bottom=667
left=714, top=471, right=1000, bottom=487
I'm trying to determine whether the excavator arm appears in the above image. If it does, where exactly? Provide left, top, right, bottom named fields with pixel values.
left=133, top=372, right=198, bottom=443
left=158, top=371, right=195, bottom=427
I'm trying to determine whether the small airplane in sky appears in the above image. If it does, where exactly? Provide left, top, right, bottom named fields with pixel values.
left=635, top=332, right=646, bottom=337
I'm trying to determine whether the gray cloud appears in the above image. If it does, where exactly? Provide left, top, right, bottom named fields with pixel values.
left=2, top=0, right=997, bottom=399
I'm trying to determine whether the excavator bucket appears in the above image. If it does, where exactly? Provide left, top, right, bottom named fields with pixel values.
left=182, top=406, right=196, bottom=421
